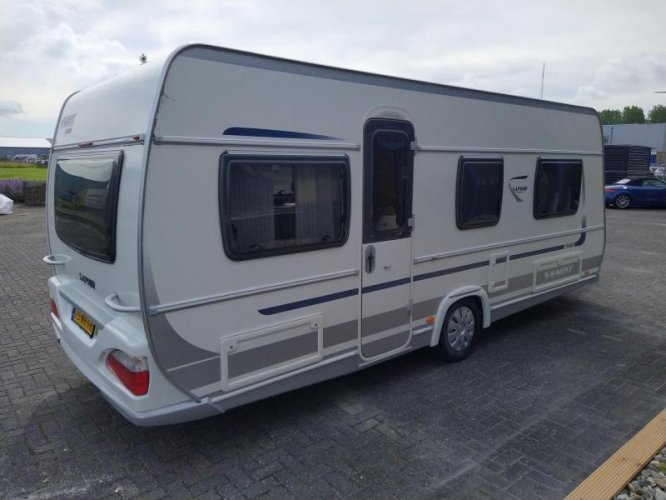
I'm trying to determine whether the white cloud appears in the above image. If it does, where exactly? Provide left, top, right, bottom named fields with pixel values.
left=0, top=101, right=24, bottom=117
left=1, top=0, right=666, bottom=136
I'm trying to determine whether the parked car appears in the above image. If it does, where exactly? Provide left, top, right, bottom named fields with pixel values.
left=605, top=177, right=666, bottom=208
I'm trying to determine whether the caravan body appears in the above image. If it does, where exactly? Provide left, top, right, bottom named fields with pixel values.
left=45, top=45, right=605, bottom=425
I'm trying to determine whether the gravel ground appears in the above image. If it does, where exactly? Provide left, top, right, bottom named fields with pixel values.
left=614, top=446, right=666, bottom=500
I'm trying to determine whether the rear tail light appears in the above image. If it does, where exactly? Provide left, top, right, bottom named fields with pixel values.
left=105, top=350, right=150, bottom=396
left=604, top=187, right=618, bottom=192
left=49, top=298, right=59, bottom=319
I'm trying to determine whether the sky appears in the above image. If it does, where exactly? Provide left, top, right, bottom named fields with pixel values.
left=0, top=0, right=665, bottom=138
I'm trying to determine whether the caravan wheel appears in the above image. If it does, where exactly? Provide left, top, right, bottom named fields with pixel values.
left=435, top=298, right=479, bottom=362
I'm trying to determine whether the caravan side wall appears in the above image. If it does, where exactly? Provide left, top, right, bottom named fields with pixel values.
left=139, top=47, right=604, bottom=412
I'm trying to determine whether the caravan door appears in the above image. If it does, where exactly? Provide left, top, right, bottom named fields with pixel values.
left=361, top=119, right=415, bottom=358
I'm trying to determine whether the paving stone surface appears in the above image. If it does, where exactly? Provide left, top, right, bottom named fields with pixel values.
left=1, top=205, right=665, bottom=499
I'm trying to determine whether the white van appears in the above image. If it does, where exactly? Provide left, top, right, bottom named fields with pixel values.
left=45, top=44, right=605, bottom=425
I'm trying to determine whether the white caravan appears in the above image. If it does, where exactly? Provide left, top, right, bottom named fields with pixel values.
left=45, top=44, right=605, bottom=425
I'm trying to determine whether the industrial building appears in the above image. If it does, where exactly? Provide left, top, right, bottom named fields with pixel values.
left=0, top=137, right=52, bottom=160
left=602, top=123, right=666, bottom=166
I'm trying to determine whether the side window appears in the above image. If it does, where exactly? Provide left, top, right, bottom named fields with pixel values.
left=533, top=159, right=582, bottom=219
left=219, top=155, right=349, bottom=260
left=456, top=158, right=503, bottom=229
left=643, top=179, right=665, bottom=187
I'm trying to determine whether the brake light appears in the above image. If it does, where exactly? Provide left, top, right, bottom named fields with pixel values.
left=604, top=187, right=618, bottom=192
left=49, top=298, right=59, bottom=319
left=105, top=350, right=149, bottom=396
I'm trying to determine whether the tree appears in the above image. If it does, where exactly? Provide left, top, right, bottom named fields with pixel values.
left=647, top=105, right=666, bottom=123
left=621, top=105, right=645, bottom=124
left=598, top=109, right=622, bottom=124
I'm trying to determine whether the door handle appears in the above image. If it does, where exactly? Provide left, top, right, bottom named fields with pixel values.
left=365, top=246, right=376, bottom=273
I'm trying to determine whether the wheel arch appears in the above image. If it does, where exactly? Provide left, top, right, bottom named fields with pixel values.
left=429, top=286, right=490, bottom=347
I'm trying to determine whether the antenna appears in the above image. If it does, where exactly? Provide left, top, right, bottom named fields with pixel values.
left=540, top=62, right=545, bottom=99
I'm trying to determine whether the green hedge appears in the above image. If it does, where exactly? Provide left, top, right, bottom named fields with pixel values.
left=0, top=179, right=46, bottom=206
left=24, top=181, right=46, bottom=206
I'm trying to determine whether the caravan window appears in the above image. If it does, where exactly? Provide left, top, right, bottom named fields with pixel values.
left=533, top=159, right=582, bottom=219
left=53, top=152, right=123, bottom=263
left=220, top=155, right=350, bottom=260
left=456, top=158, right=503, bottom=229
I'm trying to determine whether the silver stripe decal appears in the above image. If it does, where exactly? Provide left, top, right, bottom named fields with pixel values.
left=166, top=354, right=220, bottom=373
left=362, top=308, right=409, bottom=337
left=154, top=134, right=360, bottom=151
left=168, top=320, right=358, bottom=389
left=414, top=145, right=602, bottom=156
left=228, top=331, right=318, bottom=379
left=362, top=331, right=410, bottom=358
left=149, top=268, right=359, bottom=316
left=488, top=273, right=533, bottom=298
left=323, top=320, right=358, bottom=348
left=413, top=297, right=442, bottom=320
left=170, top=357, right=221, bottom=391
left=414, top=225, right=605, bottom=264
left=411, top=256, right=603, bottom=319
left=490, top=275, right=598, bottom=317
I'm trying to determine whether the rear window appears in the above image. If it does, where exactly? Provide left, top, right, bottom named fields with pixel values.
left=53, top=152, right=123, bottom=263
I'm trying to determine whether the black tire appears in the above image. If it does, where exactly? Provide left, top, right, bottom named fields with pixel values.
left=614, top=194, right=631, bottom=209
left=435, top=298, right=480, bottom=362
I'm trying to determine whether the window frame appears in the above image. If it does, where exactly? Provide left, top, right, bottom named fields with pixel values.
left=218, top=153, right=351, bottom=261
left=533, top=158, right=583, bottom=220
left=53, top=150, right=123, bottom=264
left=455, top=157, right=504, bottom=230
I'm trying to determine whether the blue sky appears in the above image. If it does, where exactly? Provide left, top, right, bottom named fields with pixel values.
left=1, top=0, right=665, bottom=138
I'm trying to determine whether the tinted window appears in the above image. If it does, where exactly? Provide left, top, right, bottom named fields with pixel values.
left=456, top=158, right=503, bottom=229
left=54, top=153, right=122, bottom=263
left=643, top=179, right=666, bottom=187
left=220, top=155, right=349, bottom=260
left=363, top=119, right=414, bottom=243
left=534, top=159, right=582, bottom=219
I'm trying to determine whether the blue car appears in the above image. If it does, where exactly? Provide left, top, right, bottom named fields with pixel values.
left=604, top=177, right=666, bottom=209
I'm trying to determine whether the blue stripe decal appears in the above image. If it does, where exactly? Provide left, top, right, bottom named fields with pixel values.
left=223, top=127, right=341, bottom=141
left=257, top=242, right=577, bottom=315
left=361, top=277, right=411, bottom=294
left=510, top=245, right=565, bottom=261
left=414, top=260, right=489, bottom=282
left=258, top=288, right=358, bottom=315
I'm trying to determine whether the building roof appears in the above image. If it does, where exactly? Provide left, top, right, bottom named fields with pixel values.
left=0, top=137, right=52, bottom=149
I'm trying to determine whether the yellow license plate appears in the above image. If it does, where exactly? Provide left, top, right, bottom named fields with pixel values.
left=71, top=308, right=96, bottom=338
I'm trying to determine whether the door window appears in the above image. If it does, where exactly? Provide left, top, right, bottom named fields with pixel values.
left=363, top=120, right=414, bottom=243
